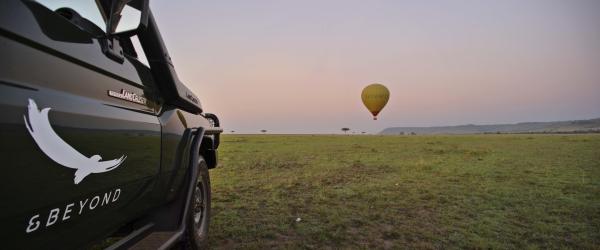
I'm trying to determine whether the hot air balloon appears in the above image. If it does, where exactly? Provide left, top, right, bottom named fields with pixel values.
left=361, top=83, right=389, bottom=120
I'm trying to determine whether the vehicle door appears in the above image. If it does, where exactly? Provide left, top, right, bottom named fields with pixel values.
left=0, top=0, right=161, bottom=248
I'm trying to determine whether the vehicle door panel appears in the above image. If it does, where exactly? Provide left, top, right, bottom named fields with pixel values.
left=0, top=1, right=161, bottom=248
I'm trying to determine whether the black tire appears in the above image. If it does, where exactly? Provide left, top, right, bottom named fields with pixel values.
left=186, top=156, right=211, bottom=249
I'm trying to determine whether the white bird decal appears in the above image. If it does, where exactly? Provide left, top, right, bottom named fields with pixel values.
left=23, top=99, right=126, bottom=184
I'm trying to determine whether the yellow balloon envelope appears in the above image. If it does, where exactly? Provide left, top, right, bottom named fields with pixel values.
left=361, top=83, right=389, bottom=120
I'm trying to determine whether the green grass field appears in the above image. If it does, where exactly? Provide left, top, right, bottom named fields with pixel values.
left=208, top=134, right=600, bottom=249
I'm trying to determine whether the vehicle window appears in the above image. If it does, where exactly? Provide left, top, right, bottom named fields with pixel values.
left=130, top=35, right=150, bottom=67
left=113, top=5, right=142, bottom=33
left=34, top=0, right=106, bottom=32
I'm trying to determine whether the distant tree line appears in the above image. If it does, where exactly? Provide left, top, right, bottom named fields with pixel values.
left=483, top=129, right=600, bottom=134
left=396, top=132, right=416, bottom=135
left=339, top=128, right=371, bottom=135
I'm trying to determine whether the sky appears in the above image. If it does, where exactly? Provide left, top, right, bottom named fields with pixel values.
left=148, top=0, right=600, bottom=134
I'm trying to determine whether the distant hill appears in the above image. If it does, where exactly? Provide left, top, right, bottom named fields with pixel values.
left=380, top=118, right=600, bottom=135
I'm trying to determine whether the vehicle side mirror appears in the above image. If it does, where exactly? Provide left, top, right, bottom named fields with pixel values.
left=106, top=0, right=149, bottom=36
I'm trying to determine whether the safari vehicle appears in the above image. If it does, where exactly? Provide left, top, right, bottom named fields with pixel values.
left=0, top=0, right=222, bottom=248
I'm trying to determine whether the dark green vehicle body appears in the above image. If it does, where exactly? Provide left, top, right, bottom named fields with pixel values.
left=0, top=1, right=221, bottom=248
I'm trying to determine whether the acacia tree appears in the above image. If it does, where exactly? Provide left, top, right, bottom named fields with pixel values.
left=341, top=128, right=350, bottom=134
left=261, top=129, right=267, bottom=134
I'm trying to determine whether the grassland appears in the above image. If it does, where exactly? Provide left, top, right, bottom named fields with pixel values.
left=208, top=134, right=600, bottom=249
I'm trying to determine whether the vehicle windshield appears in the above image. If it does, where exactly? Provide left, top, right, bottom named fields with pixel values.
left=35, top=0, right=106, bottom=31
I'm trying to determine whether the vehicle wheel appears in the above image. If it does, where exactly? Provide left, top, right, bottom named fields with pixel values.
left=186, top=156, right=211, bottom=249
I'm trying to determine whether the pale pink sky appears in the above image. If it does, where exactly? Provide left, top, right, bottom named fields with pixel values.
left=150, top=0, right=600, bottom=134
